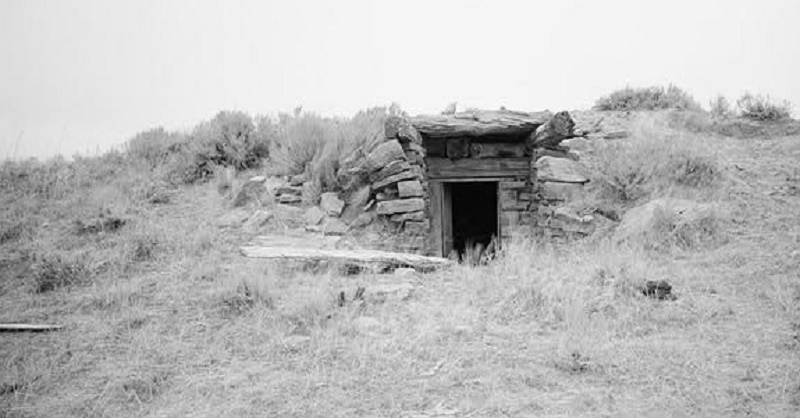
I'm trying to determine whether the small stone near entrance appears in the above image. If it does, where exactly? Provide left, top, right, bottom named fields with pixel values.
left=320, top=192, right=345, bottom=217
left=233, top=177, right=267, bottom=207
left=350, top=212, right=375, bottom=229
left=323, top=218, right=349, bottom=236
left=289, top=173, right=308, bottom=186
left=243, top=210, right=273, bottom=231
left=366, top=283, right=415, bottom=303
left=304, top=206, right=325, bottom=225
left=398, top=180, right=424, bottom=198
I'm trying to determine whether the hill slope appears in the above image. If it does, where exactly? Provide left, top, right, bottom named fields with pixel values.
left=1, top=112, right=799, bottom=417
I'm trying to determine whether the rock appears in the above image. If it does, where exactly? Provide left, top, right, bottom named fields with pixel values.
left=304, top=206, right=325, bottom=225
left=376, top=190, right=398, bottom=201
left=243, top=210, right=273, bottom=231
left=233, top=178, right=267, bottom=207
left=561, top=137, right=592, bottom=153
left=536, top=156, right=589, bottom=184
left=377, top=198, right=425, bottom=215
left=283, top=335, right=311, bottom=351
left=372, top=170, right=419, bottom=191
left=642, top=280, right=675, bottom=300
left=323, top=218, right=349, bottom=236
left=320, top=192, right=345, bottom=217
left=614, top=198, right=716, bottom=245
left=289, top=173, right=308, bottom=186
left=537, top=147, right=579, bottom=161
left=366, top=283, right=414, bottom=303
left=398, top=180, right=424, bottom=198
left=394, top=267, right=417, bottom=277
left=301, top=181, right=319, bottom=205
left=384, top=116, right=422, bottom=144
left=216, top=209, right=251, bottom=228
left=276, top=185, right=303, bottom=196
left=405, top=220, right=430, bottom=235
left=346, top=185, right=372, bottom=210
left=366, top=140, right=405, bottom=172
left=529, top=110, right=575, bottom=148
left=540, top=207, right=594, bottom=234
left=278, top=194, right=302, bottom=204
left=390, top=211, right=426, bottom=222
left=539, top=181, right=584, bottom=202
left=370, top=160, right=412, bottom=183
left=350, top=212, right=375, bottom=229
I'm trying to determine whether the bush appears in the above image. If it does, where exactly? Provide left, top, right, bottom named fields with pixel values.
left=192, top=111, right=269, bottom=172
left=736, top=92, right=793, bottom=121
left=125, top=128, right=185, bottom=168
left=708, top=95, right=732, bottom=117
left=594, top=85, right=701, bottom=112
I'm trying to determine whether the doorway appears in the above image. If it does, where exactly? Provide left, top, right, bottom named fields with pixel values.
left=433, top=181, right=499, bottom=257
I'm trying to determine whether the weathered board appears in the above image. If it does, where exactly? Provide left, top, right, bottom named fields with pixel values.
left=0, top=324, right=64, bottom=332
left=469, top=142, right=527, bottom=158
left=426, top=158, right=530, bottom=179
left=240, top=246, right=452, bottom=271
left=410, top=110, right=552, bottom=138
left=429, top=182, right=444, bottom=257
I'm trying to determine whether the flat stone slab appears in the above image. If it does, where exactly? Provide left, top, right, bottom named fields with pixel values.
left=536, top=156, right=589, bottom=184
left=377, top=198, right=425, bottom=215
left=398, top=180, right=424, bottom=198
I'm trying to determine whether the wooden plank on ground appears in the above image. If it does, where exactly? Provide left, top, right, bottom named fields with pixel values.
left=0, top=324, right=64, bottom=333
left=240, top=246, right=453, bottom=271
left=426, top=158, right=530, bottom=179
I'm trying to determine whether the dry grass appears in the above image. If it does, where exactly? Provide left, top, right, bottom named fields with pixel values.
left=2, top=112, right=800, bottom=417
left=589, top=113, right=721, bottom=206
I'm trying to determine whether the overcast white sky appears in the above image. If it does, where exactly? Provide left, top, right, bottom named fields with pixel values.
left=1, top=0, right=799, bottom=159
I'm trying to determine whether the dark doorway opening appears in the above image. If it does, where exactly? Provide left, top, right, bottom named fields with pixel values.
left=450, top=182, right=498, bottom=256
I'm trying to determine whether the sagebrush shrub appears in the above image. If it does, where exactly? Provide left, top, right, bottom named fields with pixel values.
left=594, top=85, right=701, bottom=111
left=126, top=128, right=184, bottom=168
left=736, top=92, right=793, bottom=121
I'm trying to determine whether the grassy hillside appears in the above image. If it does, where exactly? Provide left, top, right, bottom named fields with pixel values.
left=2, top=100, right=800, bottom=416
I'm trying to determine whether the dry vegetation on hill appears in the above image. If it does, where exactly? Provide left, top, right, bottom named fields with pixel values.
left=2, top=90, right=800, bottom=416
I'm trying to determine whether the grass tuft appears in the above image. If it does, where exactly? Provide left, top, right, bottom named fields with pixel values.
left=32, top=254, right=89, bottom=293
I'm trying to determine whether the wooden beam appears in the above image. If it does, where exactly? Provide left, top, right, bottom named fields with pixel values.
left=0, top=324, right=64, bottom=333
left=429, top=182, right=444, bottom=257
left=240, top=246, right=452, bottom=272
left=410, top=110, right=552, bottom=138
left=426, top=158, right=530, bottom=179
